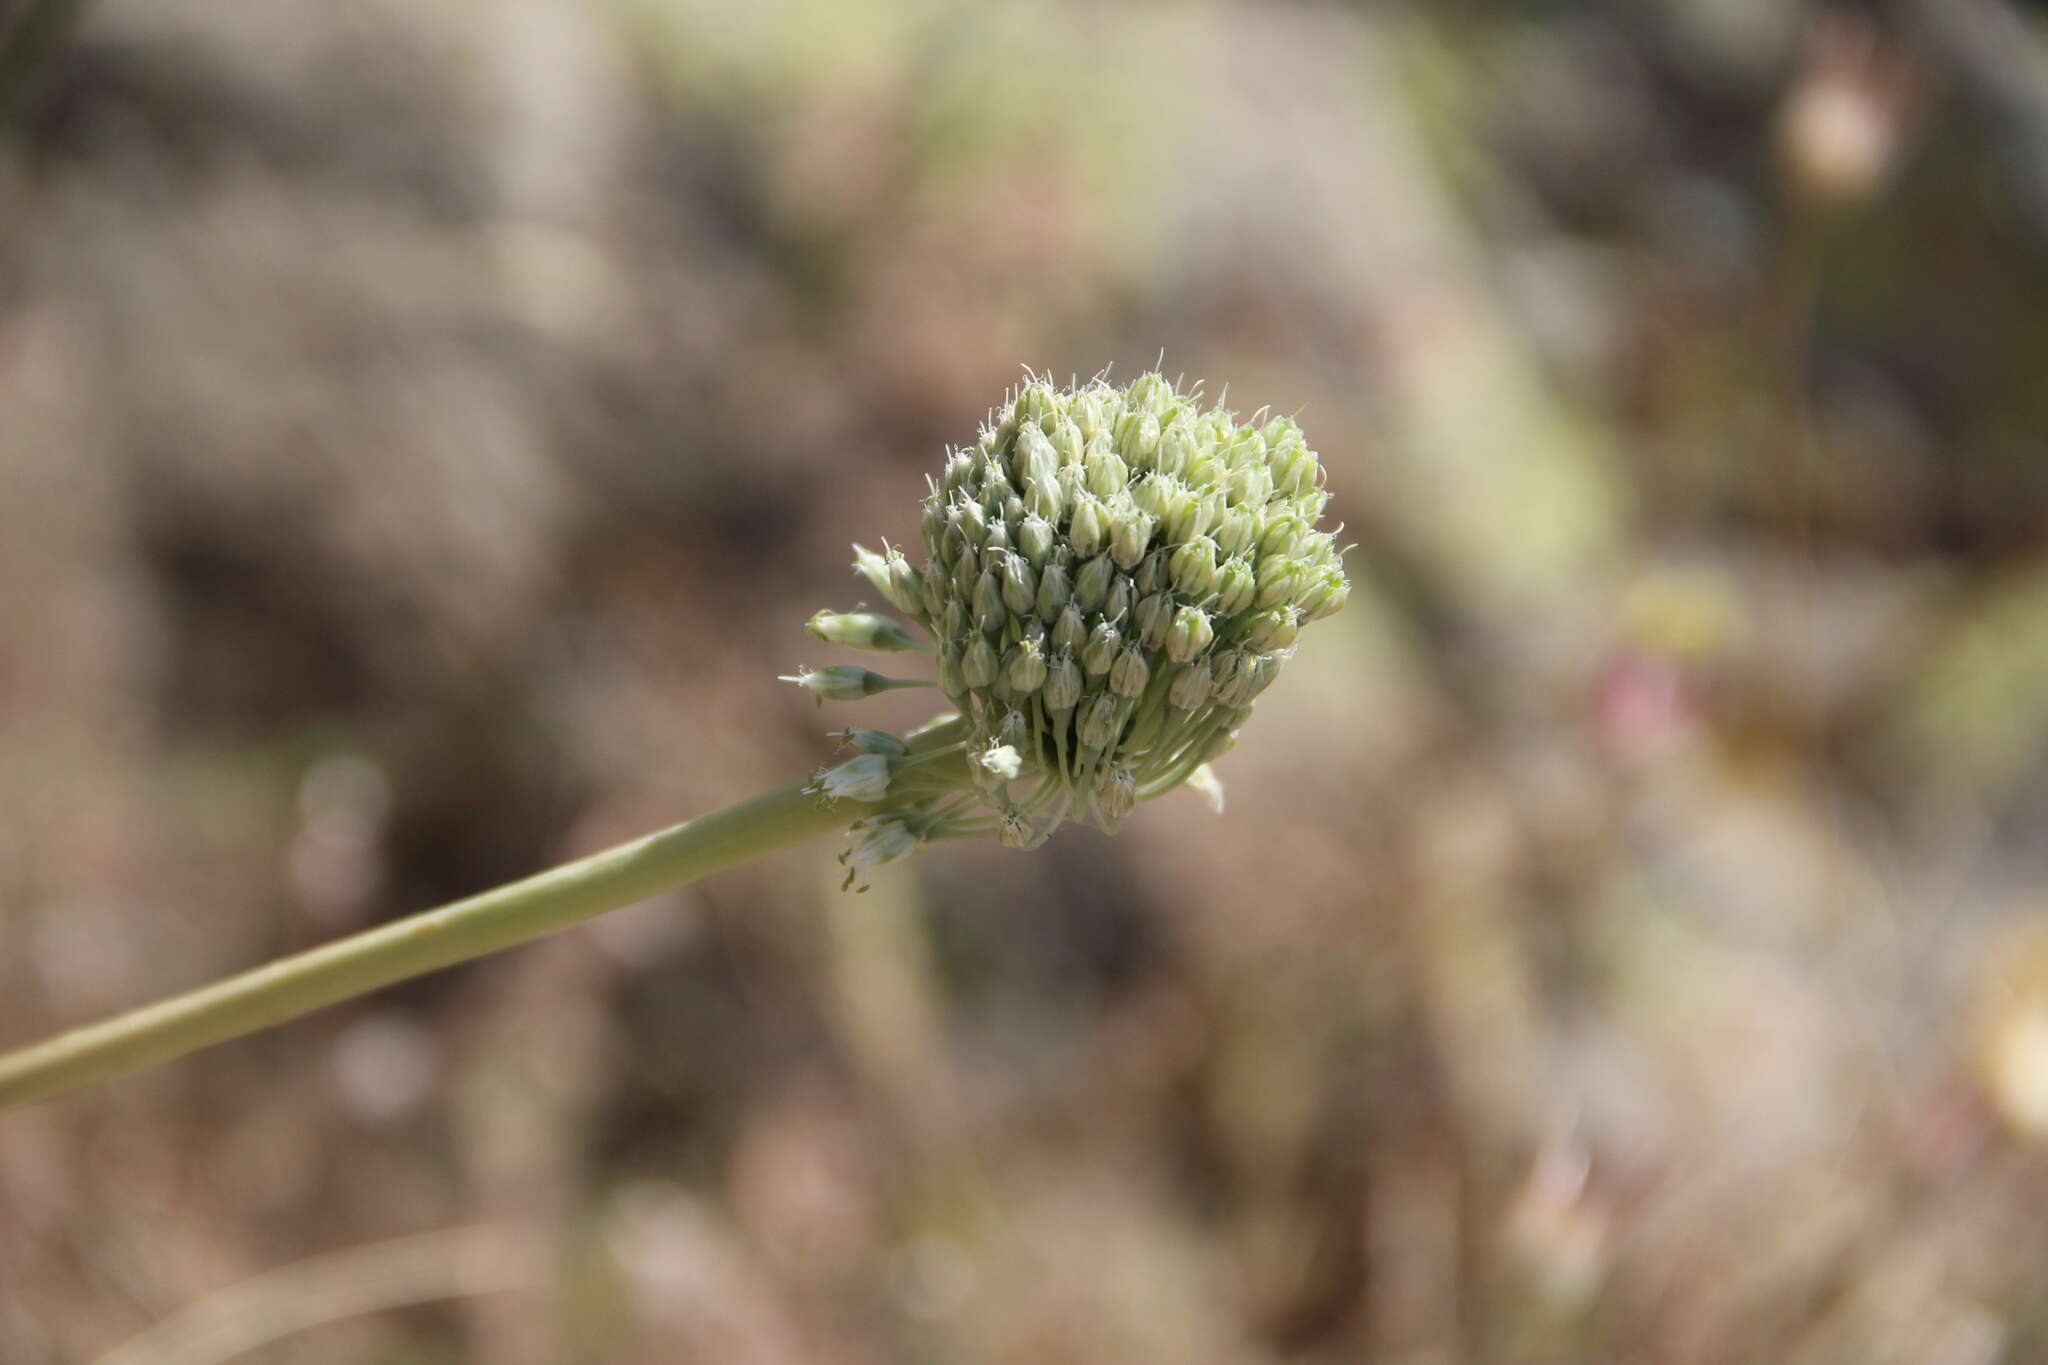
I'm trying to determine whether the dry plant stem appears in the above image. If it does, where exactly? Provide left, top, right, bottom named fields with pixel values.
left=0, top=735, right=962, bottom=1112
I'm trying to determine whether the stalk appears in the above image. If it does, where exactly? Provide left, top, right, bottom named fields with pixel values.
left=0, top=736, right=961, bottom=1112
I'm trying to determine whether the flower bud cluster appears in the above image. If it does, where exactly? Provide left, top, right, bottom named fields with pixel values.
left=798, top=371, right=1346, bottom=863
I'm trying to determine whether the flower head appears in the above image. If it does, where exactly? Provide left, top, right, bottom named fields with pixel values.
left=795, top=370, right=1347, bottom=853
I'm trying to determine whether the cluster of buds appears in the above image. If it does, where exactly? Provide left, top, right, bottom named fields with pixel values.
left=787, top=371, right=1348, bottom=881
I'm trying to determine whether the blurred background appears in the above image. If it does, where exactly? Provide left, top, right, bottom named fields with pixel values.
left=3, top=0, right=2048, bottom=1360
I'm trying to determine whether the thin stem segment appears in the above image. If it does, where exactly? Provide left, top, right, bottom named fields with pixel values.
left=0, top=764, right=906, bottom=1112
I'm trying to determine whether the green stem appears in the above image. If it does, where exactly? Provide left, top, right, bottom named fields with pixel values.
left=0, top=739, right=961, bottom=1112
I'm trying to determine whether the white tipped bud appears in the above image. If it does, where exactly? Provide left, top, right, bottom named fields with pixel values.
left=1247, top=605, right=1300, bottom=650
left=1213, top=557, right=1257, bottom=616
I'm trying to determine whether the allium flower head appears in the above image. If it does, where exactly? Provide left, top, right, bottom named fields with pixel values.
left=791, top=370, right=1348, bottom=855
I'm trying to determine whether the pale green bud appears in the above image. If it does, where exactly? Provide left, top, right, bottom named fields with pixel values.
left=1214, top=508, right=1259, bottom=559
left=1068, top=495, right=1108, bottom=558
left=1097, top=767, right=1137, bottom=823
left=838, top=728, right=909, bottom=757
left=1000, top=553, right=1038, bottom=618
left=1228, top=461, right=1274, bottom=508
left=1104, top=573, right=1136, bottom=625
left=1043, top=653, right=1081, bottom=710
left=973, top=569, right=1007, bottom=631
left=962, top=637, right=999, bottom=689
left=942, top=599, right=969, bottom=641
left=938, top=641, right=965, bottom=696
left=1213, top=557, right=1257, bottom=616
left=1258, top=513, right=1308, bottom=560
left=852, top=544, right=924, bottom=617
left=1073, top=553, right=1115, bottom=613
left=1036, top=561, right=1073, bottom=618
left=1164, top=605, right=1215, bottom=664
left=1018, top=513, right=1056, bottom=567
left=1254, top=557, right=1305, bottom=611
left=1085, top=448, right=1129, bottom=500
left=1051, top=602, right=1088, bottom=655
left=1168, top=658, right=1213, bottom=711
left=1165, top=487, right=1222, bottom=544
left=1109, top=509, right=1155, bottom=570
left=1004, top=637, right=1048, bottom=693
left=1134, top=592, right=1176, bottom=650
left=1247, top=605, right=1301, bottom=651
left=1210, top=649, right=1250, bottom=702
left=1082, top=619, right=1121, bottom=675
left=1109, top=644, right=1150, bottom=699
left=1296, top=566, right=1350, bottom=620
left=1016, top=425, right=1058, bottom=490
left=780, top=666, right=930, bottom=704
left=1134, top=548, right=1172, bottom=598
left=808, top=610, right=926, bottom=653
left=952, top=496, right=988, bottom=542
left=1214, top=650, right=1279, bottom=707
left=1130, top=472, right=1176, bottom=520
left=1168, top=537, right=1220, bottom=599
left=1156, top=424, right=1195, bottom=478
left=1052, top=420, right=1084, bottom=466
left=1127, top=371, right=1173, bottom=415
left=1268, top=434, right=1319, bottom=498
left=1114, top=409, right=1161, bottom=467
left=951, top=545, right=978, bottom=596
left=1077, top=693, right=1119, bottom=750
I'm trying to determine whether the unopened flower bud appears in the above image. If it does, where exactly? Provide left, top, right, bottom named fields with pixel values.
left=1135, top=548, right=1172, bottom=597
left=1097, top=767, right=1137, bottom=823
left=1168, top=658, right=1214, bottom=711
left=1109, top=644, right=1151, bottom=699
left=780, top=666, right=929, bottom=704
left=1169, top=537, right=1220, bottom=599
left=808, top=610, right=927, bottom=653
left=962, top=637, right=999, bottom=689
left=1115, top=409, right=1162, bottom=467
left=1296, top=566, right=1350, bottom=621
left=1051, top=602, right=1088, bottom=655
left=1000, top=553, right=1038, bottom=618
left=1004, top=637, right=1048, bottom=693
left=1213, top=556, right=1257, bottom=615
left=1109, top=509, right=1155, bottom=570
left=1073, top=553, right=1115, bottom=612
left=1035, top=561, right=1073, bottom=618
left=1104, top=574, right=1135, bottom=624
left=1085, top=448, right=1129, bottom=500
left=852, top=544, right=924, bottom=617
left=1082, top=619, right=1121, bottom=674
left=1214, top=508, right=1259, bottom=559
left=838, top=728, right=909, bottom=757
left=973, top=569, right=1007, bottom=631
left=1247, top=605, right=1300, bottom=651
left=1134, top=592, right=1176, bottom=650
left=1077, top=693, right=1119, bottom=750
left=845, top=814, right=923, bottom=868
left=1164, top=605, right=1215, bottom=663
left=1018, top=514, right=1056, bottom=567
left=1068, top=495, right=1108, bottom=558
left=1254, top=556, right=1305, bottom=610
left=1043, top=653, right=1081, bottom=710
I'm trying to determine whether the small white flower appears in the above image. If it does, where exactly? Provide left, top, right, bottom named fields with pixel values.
left=974, top=744, right=1022, bottom=781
